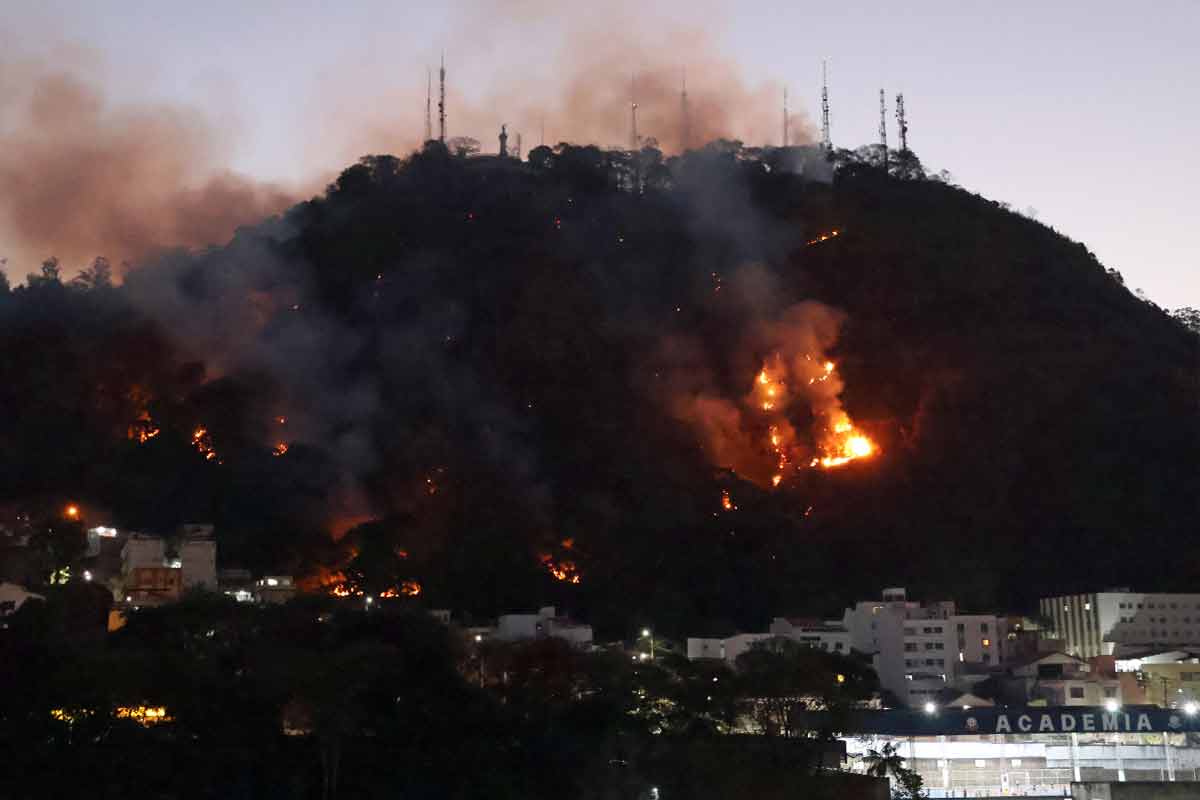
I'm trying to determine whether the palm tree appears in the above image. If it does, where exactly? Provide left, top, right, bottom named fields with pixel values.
left=863, top=742, right=925, bottom=799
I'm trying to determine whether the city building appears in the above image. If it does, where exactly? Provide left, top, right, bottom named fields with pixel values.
left=1040, top=589, right=1200, bottom=659
left=0, top=581, right=43, bottom=624
left=768, top=617, right=853, bottom=654
left=495, top=606, right=593, bottom=649
left=844, top=588, right=1009, bottom=709
left=686, top=633, right=774, bottom=664
left=1114, top=651, right=1200, bottom=708
left=1004, top=652, right=1122, bottom=707
left=255, top=575, right=296, bottom=604
left=118, top=525, right=218, bottom=606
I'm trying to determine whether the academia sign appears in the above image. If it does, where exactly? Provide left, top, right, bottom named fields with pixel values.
left=801, top=706, right=1197, bottom=736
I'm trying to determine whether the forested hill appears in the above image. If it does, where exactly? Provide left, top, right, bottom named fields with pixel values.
left=1, top=141, right=1196, bottom=636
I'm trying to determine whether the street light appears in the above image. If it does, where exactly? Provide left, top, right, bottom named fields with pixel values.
left=640, top=628, right=655, bottom=661
left=1184, top=702, right=1198, bottom=716
left=1104, top=699, right=1120, bottom=713
left=923, top=702, right=937, bottom=715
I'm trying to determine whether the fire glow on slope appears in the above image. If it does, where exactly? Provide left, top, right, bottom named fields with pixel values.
left=752, top=355, right=878, bottom=482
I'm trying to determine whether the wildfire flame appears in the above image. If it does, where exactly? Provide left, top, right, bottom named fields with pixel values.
left=752, top=356, right=877, bottom=480
left=192, top=427, right=218, bottom=461
left=272, top=442, right=289, bottom=457
left=539, top=553, right=582, bottom=584
left=806, top=229, right=841, bottom=246
left=721, top=489, right=736, bottom=511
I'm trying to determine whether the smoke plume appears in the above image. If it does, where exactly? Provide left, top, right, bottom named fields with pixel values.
left=0, top=54, right=299, bottom=275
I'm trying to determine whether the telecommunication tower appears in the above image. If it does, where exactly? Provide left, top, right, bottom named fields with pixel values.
left=424, top=68, right=432, bottom=142
left=438, top=53, right=446, bottom=143
left=878, top=88, right=888, bottom=171
left=680, top=69, right=690, bottom=152
left=820, top=60, right=832, bottom=150
left=630, top=75, right=640, bottom=151
left=895, top=92, right=908, bottom=153
left=782, top=88, right=789, bottom=147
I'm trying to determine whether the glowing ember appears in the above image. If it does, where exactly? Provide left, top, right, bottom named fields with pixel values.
left=721, top=490, right=736, bottom=511
left=272, top=442, right=289, bottom=457
left=806, top=229, right=841, bottom=246
left=64, top=504, right=79, bottom=519
left=539, top=553, right=582, bottom=584
left=813, top=409, right=877, bottom=469
left=192, top=427, right=218, bottom=461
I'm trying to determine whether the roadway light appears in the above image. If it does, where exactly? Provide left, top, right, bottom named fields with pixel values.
left=1185, top=702, right=1198, bottom=716
left=83, top=570, right=93, bottom=582
left=923, top=702, right=937, bottom=715
left=474, top=634, right=483, bottom=643
left=641, top=628, right=651, bottom=638
left=1104, top=699, right=1120, bottom=713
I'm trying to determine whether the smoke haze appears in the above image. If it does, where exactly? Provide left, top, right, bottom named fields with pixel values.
left=0, top=53, right=299, bottom=275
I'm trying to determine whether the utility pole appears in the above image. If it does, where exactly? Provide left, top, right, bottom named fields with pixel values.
left=878, top=88, right=888, bottom=172
left=820, top=59, right=832, bottom=151
left=895, top=92, right=909, bottom=153
left=438, top=52, right=446, bottom=143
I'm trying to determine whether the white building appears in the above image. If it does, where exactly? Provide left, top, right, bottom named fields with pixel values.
left=686, top=633, right=774, bottom=664
left=495, top=606, right=593, bottom=649
left=846, top=588, right=1008, bottom=709
left=1007, top=652, right=1122, bottom=707
left=1040, top=589, right=1200, bottom=659
left=0, top=582, right=43, bottom=622
left=768, top=618, right=852, bottom=654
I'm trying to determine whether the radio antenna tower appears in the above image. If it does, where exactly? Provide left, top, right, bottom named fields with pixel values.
left=782, top=88, right=789, bottom=147
left=895, top=92, right=908, bottom=153
left=424, top=68, right=432, bottom=142
left=680, top=68, right=690, bottom=152
left=515, top=132, right=522, bottom=161
left=630, top=74, right=640, bottom=151
left=878, top=88, right=888, bottom=171
left=820, top=60, right=832, bottom=150
left=438, top=52, right=446, bottom=143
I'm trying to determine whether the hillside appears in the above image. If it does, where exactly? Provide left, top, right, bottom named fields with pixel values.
left=1, top=141, right=1196, bottom=636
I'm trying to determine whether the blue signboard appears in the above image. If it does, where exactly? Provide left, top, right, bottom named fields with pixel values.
left=801, top=706, right=1199, bottom=736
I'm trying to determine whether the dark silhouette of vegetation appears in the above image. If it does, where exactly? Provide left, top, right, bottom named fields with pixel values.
left=0, top=139, right=1196, bottom=642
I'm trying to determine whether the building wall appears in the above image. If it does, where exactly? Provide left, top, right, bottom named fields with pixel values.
left=1042, top=592, right=1200, bottom=658
left=180, top=540, right=216, bottom=590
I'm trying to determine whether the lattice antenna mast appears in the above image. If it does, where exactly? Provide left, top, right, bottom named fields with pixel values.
left=438, top=52, right=446, bottom=143
left=680, top=68, right=690, bottom=153
left=515, top=132, right=522, bottom=161
left=895, top=92, right=908, bottom=153
left=424, top=68, right=432, bottom=142
left=630, top=74, right=639, bottom=151
left=878, top=88, right=888, bottom=171
left=782, top=88, right=789, bottom=147
left=820, top=60, right=832, bottom=150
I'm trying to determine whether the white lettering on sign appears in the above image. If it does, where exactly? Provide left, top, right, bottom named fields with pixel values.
left=996, top=716, right=1011, bottom=734
left=1138, top=714, right=1152, bottom=731
left=1083, top=714, right=1095, bottom=732
left=1017, top=715, right=1032, bottom=732
left=1102, top=713, right=1118, bottom=732
left=1061, top=715, right=1076, bottom=732
left=1039, top=715, right=1055, bottom=732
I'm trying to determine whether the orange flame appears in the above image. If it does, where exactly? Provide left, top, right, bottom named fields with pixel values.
left=272, top=442, right=289, bottom=457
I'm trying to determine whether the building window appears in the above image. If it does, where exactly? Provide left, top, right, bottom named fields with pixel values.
left=1070, top=687, right=1085, bottom=699
left=982, top=653, right=991, bottom=664
left=904, top=627, right=915, bottom=635
left=1085, top=602, right=1092, bottom=611
left=957, top=623, right=965, bottom=632
left=934, top=643, right=945, bottom=650
left=974, top=760, right=987, bottom=768
left=905, top=643, right=918, bottom=652
left=1011, top=759, right=1022, bottom=766
left=1104, top=687, right=1117, bottom=698
left=981, top=623, right=990, bottom=633
left=982, top=638, right=991, bottom=647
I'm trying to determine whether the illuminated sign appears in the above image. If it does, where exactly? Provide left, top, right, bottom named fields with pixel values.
left=799, top=706, right=1196, bottom=736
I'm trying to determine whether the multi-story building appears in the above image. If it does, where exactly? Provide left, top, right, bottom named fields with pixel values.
left=1005, top=652, right=1122, bottom=707
left=846, top=589, right=1010, bottom=709
left=495, top=606, right=593, bottom=649
left=768, top=617, right=852, bottom=654
left=118, top=526, right=217, bottom=606
left=1040, top=590, right=1200, bottom=659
